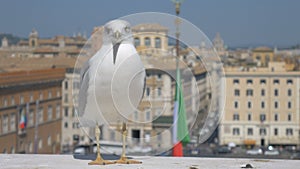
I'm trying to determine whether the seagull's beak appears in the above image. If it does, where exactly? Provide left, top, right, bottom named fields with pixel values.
left=113, top=30, right=122, bottom=64
left=113, top=42, right=120, bottom=65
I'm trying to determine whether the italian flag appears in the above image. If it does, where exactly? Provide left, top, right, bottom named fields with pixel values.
left=19, top=104, right=28, bottom=129
left=172, top=67, right=190, bottom=156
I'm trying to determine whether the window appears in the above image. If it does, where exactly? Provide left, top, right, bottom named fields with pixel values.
left=273, top=79, right=279, bottom=84
left=260, top=79, right=266, bottom=84
left=31, top=40, right=35, bottom=47
left=146, top=87, right=150, bottom=96
left=39, top=92, right=43, bottom=100
left=234, top=101, right=238, bottom=108
left=274, top=128, right=278, bottom=136
left=233, top=128, right=240, bottom=135
left=56, top=104, right=61, bottom=119
left=10, top=113, right=16, bottom=132
left=28, top=142, right=33, bottom=153
left=38, top=139, right=42, bottom=149
left=3, top=98, right=7, bottom=107
left=233, top=79, right=239, bottom=84
left=134, top=37, right=140, bottom=47
left=247, top=128, right=253, bottom=135
left=157, top=74, right=162, bottom=80
left=48, top=91, right=52, bottom=99
left=3, top=115, right=8, bottom=133
left=157, top=87, right=162, bottom=96
left=287, top=79, right=293, bottom=84
left=64, top=81, right=68, bottom=89
left=248, top=113, right=252, bottom=121
left=38, top=107, right=43, bottom=123
left=64, top=107, right=68, bottom=117
left=47, top=105, right=53, bottom=121
left=286, top=128, right=293, bottom=136
left=274, top=89, right=279, bottom=96
left=72, top=122, right=77, bottom=129
left=64, top=122, right=68, bottom=128
left=288, top=89, right=292, bottom=96
left=56, top=133, right=60, bottom=142
left=246, top=79, right=253, bottom=84
left=260, top=128, right=266, bottom=135
left=64, top=94, right=68, bottom=103
left=11, top=96, right=15, bottom=106
left=29, top=109, right=34, bottom=126
left=146, top=110, right=151, bottom=121
left=288, top=114, right=292, bottom=121
left=56, top=90, right=60, bottom=97
left=233, top=113, right=239, bottom=121
left=261, top=101, right=265, bottom=109
left=247, top=101, right=252, bottom=109
left=155, top=37, right=161, bottom=48
left=256, top=55, right=261, bottom=60
left=11, top=146, right=15, bottom=154
left=274, top=114, right=278, bottom=121
left=261, top=89, right=265, bottom=96
left=234, top=89, right=240, bottom=96
left=288, top=101, right=292, bottom=109
left=30, top=93, right=34, bottom=102
left=47, top=136, right=51, bottom=146
left=260, top=114, right=266, bottom=122
left=274, top=101, right=278, bottom=109
left=134, top=111, right=138, bottom=121
left=144, top=37, right=151, bottom=46
left=20, top=95, right=24, bottom=104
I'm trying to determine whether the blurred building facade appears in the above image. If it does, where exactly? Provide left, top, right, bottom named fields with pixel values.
left=0, top=68, right=65, bottom=154
left=0, top=29, right=86, bottom=58
left=61, top=68, right=90, bottom=153
left=220, top=62, right=300, bottom=147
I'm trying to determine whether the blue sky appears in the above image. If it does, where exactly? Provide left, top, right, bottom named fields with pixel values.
left=0, top=0, right=299, bottom=47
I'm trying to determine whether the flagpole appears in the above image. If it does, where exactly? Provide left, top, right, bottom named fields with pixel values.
left=172, top=0, right=184, bottom=155
left=34, top=100, right=39, bottom=154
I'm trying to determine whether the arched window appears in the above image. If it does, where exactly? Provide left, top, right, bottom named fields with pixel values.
left=134, top=37, right=140, bottom=47
left=144, top=37, right=151, bottom=47
left=155, top=37, right=161, bottom=48
left=31, top=40, right=35, bottom=47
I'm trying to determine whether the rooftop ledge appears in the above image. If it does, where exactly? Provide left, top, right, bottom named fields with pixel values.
left=0, top=155, right=299, bottom=169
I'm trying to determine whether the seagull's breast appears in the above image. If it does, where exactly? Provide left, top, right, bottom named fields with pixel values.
left=91, top=43, right=145, bottom=122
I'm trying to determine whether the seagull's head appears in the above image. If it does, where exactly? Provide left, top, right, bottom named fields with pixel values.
left=103, top=20, right=133, bottom=64
left=103, top=19, right=133, bottom=45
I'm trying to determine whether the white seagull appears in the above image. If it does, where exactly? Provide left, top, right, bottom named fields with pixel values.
left=78, top=19, right=145, bottom=165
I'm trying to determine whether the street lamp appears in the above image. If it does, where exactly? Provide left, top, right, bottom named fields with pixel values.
left=171, top=0, right=185, bottom=15
left=171, top=0, right=185, bottom=61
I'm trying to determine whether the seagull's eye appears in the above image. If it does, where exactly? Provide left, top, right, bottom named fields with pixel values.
left=124, top=26, right=130, bottom=33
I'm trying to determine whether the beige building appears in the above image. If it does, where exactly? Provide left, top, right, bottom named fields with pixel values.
left=252, top=47, right=274, bottom=67
left=61, top=68, right=90, bottom=153
left=132, top=23, right=169, bottom=56
left=220, top=62, right=300, bottom=147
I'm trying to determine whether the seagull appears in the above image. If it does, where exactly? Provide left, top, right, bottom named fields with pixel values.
left=78, top=19, right=145, bottom=165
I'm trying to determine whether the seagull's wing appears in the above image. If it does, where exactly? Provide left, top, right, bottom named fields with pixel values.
left=78, top=60, right=90, bottom=117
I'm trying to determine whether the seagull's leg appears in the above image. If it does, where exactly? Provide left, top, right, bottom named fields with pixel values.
left=116, top=122, right=142, bottom=164
left=88, top=124, right=115, bottom=165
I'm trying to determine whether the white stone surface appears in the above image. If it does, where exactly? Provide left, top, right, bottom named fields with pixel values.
left=0, top=155, right=299, bottom=169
